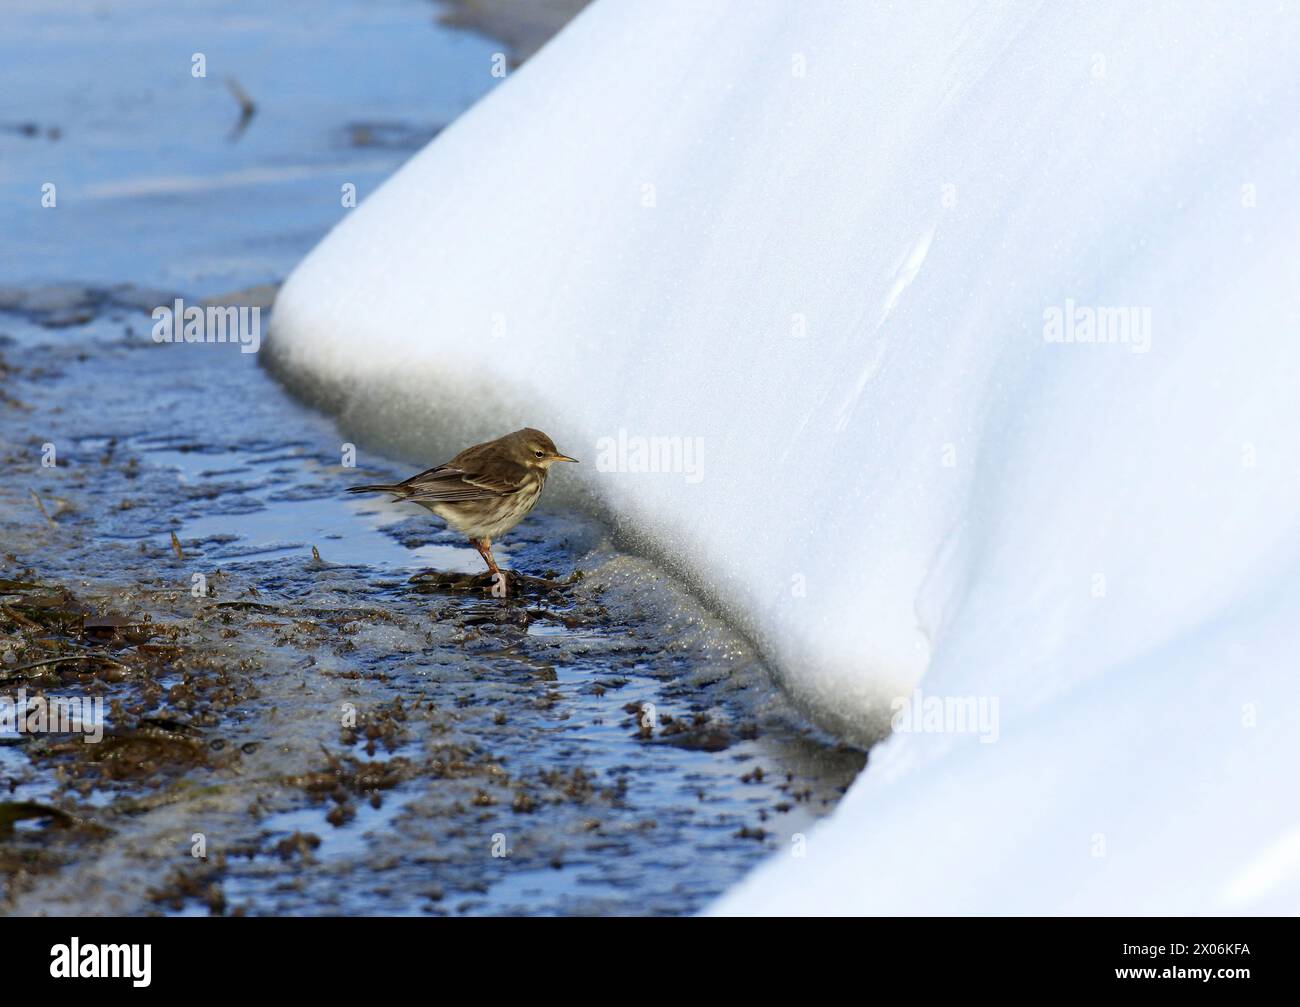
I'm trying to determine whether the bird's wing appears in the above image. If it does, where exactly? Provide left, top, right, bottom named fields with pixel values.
left=396, top=464, right=523, bottom=504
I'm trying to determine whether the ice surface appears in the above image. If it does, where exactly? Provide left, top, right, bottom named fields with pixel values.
left=269, top=0, right=1300, bottom=912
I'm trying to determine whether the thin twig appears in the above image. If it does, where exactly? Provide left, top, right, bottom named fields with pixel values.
left=1, top=604, right=43, bottom=631
left=225, top=76, right=257, bottom=141
left=0, top=653, right=130, bottom=678
left=29, top=489, right=55, bottom=529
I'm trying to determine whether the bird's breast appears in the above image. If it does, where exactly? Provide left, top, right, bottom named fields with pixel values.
left=433, top=474, right=544, bottom=539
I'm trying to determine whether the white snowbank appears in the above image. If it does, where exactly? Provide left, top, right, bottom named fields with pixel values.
left=269, top=0, right=1300, bottom=913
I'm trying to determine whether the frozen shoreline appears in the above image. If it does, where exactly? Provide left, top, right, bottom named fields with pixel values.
left=269, top=0, right=1300, bottom=913
left=1, top=285, right=861, bottom=914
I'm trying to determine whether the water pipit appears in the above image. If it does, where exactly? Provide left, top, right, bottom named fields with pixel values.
left=347, top=428, right=577, bottom=595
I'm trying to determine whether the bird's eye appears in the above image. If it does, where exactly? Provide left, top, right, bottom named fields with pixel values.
left=534, top=450, right=544, bottom=458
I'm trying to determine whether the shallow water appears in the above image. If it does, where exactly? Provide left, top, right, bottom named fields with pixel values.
left=0, top=0, right=863, bottom=916
left=0, top=0, right=499, bottom=294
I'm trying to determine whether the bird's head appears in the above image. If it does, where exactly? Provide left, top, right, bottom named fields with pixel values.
left=513, top=428, right=579, bottom=470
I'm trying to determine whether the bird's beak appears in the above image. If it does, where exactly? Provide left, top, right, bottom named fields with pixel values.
left=551, top=453, right=579, bottom=464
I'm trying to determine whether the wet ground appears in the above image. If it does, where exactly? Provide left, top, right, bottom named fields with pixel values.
left=0, top=291, right=864, bottom=916
left=0, top=0, right=864, bottom=916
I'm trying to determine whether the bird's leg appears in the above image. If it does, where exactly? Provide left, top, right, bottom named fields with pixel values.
left=470, top=537, right=500, bottom=575
left=471, top=537, right=507, bottom=596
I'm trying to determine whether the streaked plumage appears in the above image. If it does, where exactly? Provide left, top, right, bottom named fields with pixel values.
left=347, top=428, right=577, bottom=594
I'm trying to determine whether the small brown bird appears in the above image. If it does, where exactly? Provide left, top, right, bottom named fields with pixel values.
left=347, top=428, right=577, bottom=594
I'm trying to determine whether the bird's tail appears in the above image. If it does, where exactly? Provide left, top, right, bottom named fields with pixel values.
left=346, top=483, right=401, bottom=495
